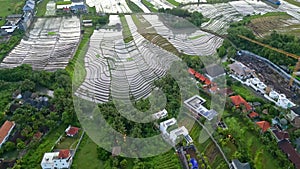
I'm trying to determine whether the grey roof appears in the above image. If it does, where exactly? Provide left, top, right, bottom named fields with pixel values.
left=291, top=106, right=300, bottom=115
left=204, top=64, right=225, bottom=78
left=228, top=62, right=253, bottom=76
left=231, top=159, right=251, bottom=169
left=23, top=0, right=35, bottom=11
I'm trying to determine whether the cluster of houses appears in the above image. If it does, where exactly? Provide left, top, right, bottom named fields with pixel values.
left=228, top=60, right=295, bottom=109
left=230, top=94, right=300, bottom=168
left=152, top=109, right=193, bottom=146
left=40, top=125, right=80, bottom=169
left=0, top=0, right=35, bottom=35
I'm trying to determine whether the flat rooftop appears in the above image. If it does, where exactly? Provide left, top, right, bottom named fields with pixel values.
left=184, top=95, right=206, bottom=110
left=184, top=95, right=218, bottom=121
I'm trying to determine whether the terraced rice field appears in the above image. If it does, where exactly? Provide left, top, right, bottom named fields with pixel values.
left=143, top=14, right=223, bottom=56
left=246, top=13, right=298, bottom=37
left=184, top=0, right=300, bottom=34
left=86, top=0, right=132, bottom=13
left=75, top=15, right=180, bottom=103
left=0, top=16, right=81, bottom=71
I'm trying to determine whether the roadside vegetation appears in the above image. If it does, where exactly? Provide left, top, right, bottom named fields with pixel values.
left=36, top=0, right=51, bottom=17
left=120, top=14, right=134, bottom=43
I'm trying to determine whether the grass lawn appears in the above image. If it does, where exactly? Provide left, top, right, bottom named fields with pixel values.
left=0, top=0, right=24, bottom=26
left=36, top=0, right=51, bottom=17
left=55, top=130, right=83, bottom=149
left=231, top=82, right=265, bottom=103
left=72, top=135, right=104, bottom=169
left=119, top=14, right=133, bottom=43
left=141, top=0, right=158, bottom=12
left=166, top=0, right=180, bottom=6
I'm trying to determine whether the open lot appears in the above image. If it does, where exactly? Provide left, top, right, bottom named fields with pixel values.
left=0, top=16, right=81, bottom=71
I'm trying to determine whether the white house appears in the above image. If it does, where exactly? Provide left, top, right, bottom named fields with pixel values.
left=159, top=118, right=177, bottom=135
left=0, top=121, right=15, bottom=148
left=169, top=126, right=193, bottom=145
left=152, top=109, right=168, bottom=120
left=41, top=149, right=72, bottom=169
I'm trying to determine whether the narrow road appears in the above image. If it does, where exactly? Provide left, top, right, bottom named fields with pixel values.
left=184, top=112, right=231, bottom=168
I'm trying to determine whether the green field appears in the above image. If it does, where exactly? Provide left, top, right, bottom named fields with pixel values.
left=0, top=0, right=24, bottom=26
left=72, top=135, right=181, bottom=169
left=66, top=26, right=94, bottom=81
left=141, top=0, right=158, bottom=12
left=72, top=135, right=104, bottom=169
left=167, top=0, right=180, bottom=6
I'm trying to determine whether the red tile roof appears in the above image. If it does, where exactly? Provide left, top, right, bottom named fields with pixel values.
left=210, top=86, right=218, bottom=92
left=66, top=126, right=79, bottom=136
left=34, top=131, right=43, bottom=139
left=195, top=72, right=206, bottom=82
left=230, top=95, right=252, bottom=111
left=256, top=121, right=270, bottom=133
left=204, top=79, right=211, bottom=85
left=188, top=68, right=196, bottom=75
left=278, top=139, right=300, bottom=169
left=248, top=112, right=259, bottom=118
left=58, top=149, right=70, bottom=159
left=0, top=121, right=15, bottom=144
